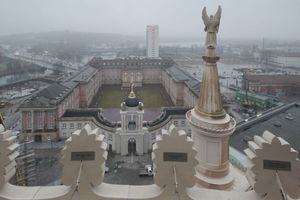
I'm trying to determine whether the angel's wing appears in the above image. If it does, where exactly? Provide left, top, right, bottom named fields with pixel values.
left=213, top=5, right=222, bottom=21
left=202, top=7, right=209, bottom=25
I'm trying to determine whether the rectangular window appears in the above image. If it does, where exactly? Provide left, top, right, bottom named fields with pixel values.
left=48, top=112, right=55, bottom=129
left=173, top=120, right=178, bottom=127
left=181, top=121, right=185, bottom=127
left=62, top=123, right=66, bottom=129
left=152, top=133, right=156, bottom=140
left=70, top=123, right=74, bottom=129
left=77, top=123, right=82, bottom=129
left=108, top=134, right=112, bottom=141
left=36, top=111, right=43, bottom=129
left=27, top=112, right=32, bottom=129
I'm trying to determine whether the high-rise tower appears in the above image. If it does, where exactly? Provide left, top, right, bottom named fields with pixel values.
left=146, top=25, right=159, bottom=58
left=186, top=6, right=236, bottom=189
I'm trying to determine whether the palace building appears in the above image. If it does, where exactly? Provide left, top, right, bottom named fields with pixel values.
left=58, top=85, right=191, bottom=155
left=20, top=56, right=200, bottom=142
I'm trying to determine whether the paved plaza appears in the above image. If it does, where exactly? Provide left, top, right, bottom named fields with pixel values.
left=104, top=152, right=154, bottom=185
left=24, top=142, right=153, bottom=186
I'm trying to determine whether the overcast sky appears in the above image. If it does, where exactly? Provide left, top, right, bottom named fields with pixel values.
left=0, top=0, right=300, bottom=39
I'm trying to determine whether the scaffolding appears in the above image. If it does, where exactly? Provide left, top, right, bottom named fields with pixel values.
left=15, top=139, right=36, bottom=186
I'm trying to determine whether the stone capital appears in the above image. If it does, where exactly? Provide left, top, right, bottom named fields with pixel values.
left=202, top=56, right=220, bottom=64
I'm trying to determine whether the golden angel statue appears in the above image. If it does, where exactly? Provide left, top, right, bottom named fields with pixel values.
left=202, top=6, right=222, bottom=48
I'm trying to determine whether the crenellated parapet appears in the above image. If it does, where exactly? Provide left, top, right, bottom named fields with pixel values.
left=152, top=124, right=198, bottom=198
left=61, top=124, right=107, bottom=194
left=0, top=123, right=300, bottom=199
left=244, top=131, right=300, bottom=200
left=62, top=124, right=107, bottom=186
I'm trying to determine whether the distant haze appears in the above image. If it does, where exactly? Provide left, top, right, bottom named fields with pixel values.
left=1, top=0, right=300, bottom=40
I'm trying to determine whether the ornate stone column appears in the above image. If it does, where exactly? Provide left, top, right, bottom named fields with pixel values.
left=186, top=6, right=236, bottom=189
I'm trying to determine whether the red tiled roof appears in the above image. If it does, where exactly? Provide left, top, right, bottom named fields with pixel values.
left=245, top=74, right=300, bottom=85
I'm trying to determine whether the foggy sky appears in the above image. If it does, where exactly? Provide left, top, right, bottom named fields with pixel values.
left=1, top=0, right=300, bottom=40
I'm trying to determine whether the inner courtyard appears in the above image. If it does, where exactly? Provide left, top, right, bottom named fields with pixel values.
left=92, top=84, right=174, bottom=109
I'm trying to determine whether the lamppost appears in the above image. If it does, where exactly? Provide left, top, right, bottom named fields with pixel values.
left=47, top=136, right=53, bottom=150
left=47, top=136, right=53, bottom=166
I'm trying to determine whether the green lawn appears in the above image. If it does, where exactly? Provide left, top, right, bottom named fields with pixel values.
left=140, top=87, right=165, bottom=108
left=97, top=85, right=172, bottom=108
left=98, top=89, right=125, bottom=108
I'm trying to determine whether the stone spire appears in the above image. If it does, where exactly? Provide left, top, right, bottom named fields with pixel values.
left=186, top=6, right=236, bottom=190
left=194, top=48, right=225, bottom=119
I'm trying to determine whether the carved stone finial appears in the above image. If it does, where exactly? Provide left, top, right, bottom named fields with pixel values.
left=61, top=124, right=107, bottom=187
left=244, top=131, right=300, bottom=200
left=152, top=124, right=198, bottom=197
left=0, top=125, right=19, bottom=188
